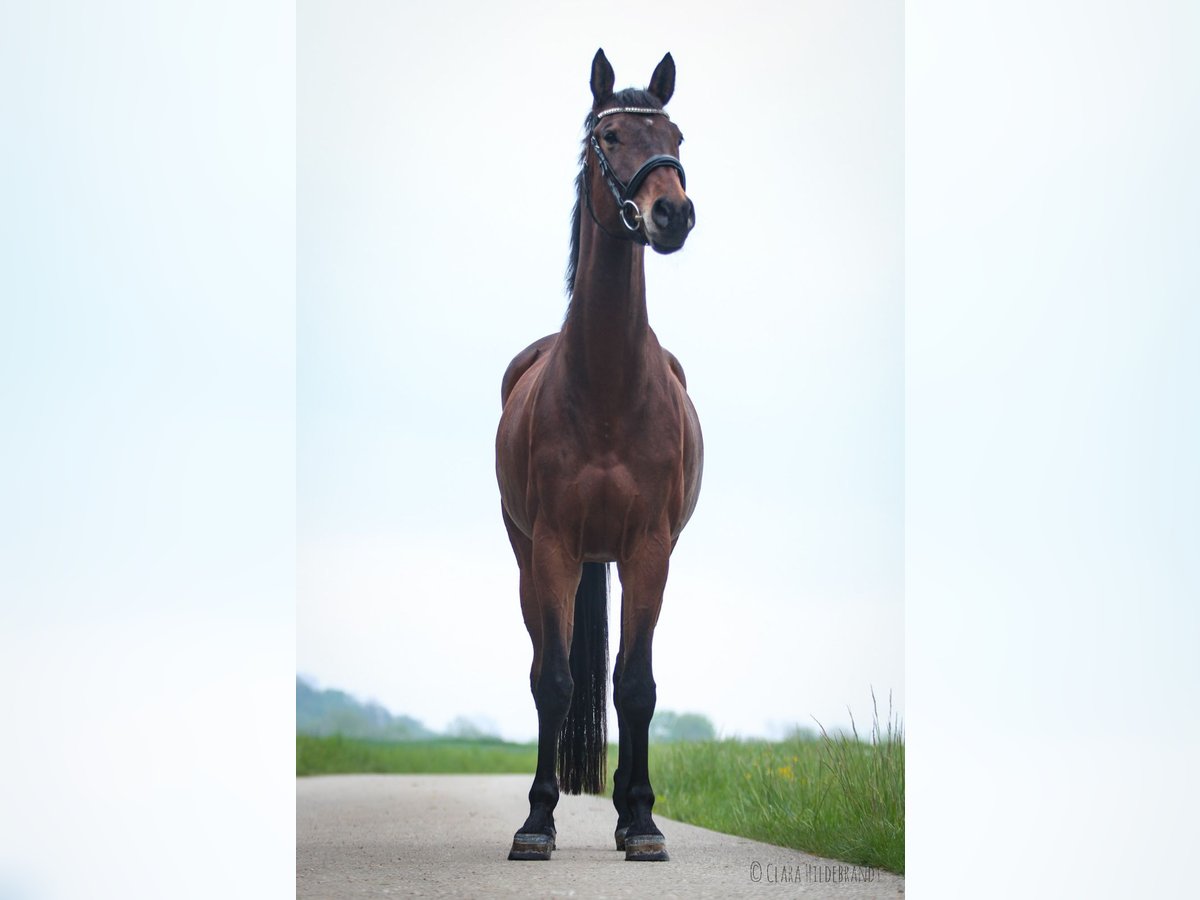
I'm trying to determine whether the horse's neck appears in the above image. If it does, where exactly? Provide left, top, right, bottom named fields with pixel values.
left=562, top=219, right=651, bottom=406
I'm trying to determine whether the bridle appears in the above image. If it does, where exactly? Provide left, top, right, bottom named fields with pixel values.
left=585, top=107, right=687, bottom=241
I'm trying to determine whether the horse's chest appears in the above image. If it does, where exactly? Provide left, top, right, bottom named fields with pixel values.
left=533, top=381, right=680, bottom=469
left=534, top=429, right=680, bottom=546
left=567, top=458, right=673, bottom=559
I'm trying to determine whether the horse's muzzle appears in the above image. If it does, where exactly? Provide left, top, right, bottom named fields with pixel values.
left=645, top=196, right=695, bottom=254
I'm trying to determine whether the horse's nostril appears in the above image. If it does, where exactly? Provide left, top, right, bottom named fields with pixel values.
left=685, top=199, right=695, bottom=230
left=652, top=198, right=672, bottom=229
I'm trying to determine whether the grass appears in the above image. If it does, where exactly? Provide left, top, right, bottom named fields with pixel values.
left=296, top=695, right=903, bottom=875
left=297, top=734, right=539, bottom=776
left=649, top=693, right=904, bottom=874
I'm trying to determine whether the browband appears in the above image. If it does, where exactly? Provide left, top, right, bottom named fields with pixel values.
left=596, top=106, right=670, bottom=120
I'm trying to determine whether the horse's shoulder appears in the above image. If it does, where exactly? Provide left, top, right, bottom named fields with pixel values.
left=501, top=333, right=558, bottom=406
left=662, top=347, right=687, bottom=390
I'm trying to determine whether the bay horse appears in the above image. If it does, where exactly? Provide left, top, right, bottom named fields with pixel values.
left=495, top=49, right=702, bottom=862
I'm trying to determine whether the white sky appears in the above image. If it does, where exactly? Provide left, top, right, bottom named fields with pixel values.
left=298, top=0, right=903, bottom=741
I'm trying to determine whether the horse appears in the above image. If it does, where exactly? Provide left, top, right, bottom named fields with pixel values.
left=495, top=48, right=702, bottom=863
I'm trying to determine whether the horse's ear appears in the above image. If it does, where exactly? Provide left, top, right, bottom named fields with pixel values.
left=648, top=52, right=675, bottom=106
left=591, top=48, right=615, bottom=106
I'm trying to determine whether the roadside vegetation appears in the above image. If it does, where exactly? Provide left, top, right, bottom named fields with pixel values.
left=649, top=694, right=904, bottom=874
left=297, top=734, right=539, bottom=776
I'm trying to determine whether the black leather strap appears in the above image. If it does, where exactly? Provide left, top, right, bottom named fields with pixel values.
left=590, top=135, right=628, bottom=208
left=623, top=155, right=686, bottom=205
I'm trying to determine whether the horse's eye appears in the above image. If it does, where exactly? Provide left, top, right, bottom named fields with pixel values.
left=602, top=130, right=618, bottom=145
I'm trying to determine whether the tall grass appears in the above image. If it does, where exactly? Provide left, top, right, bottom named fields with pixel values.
left=813, top=690, right=904, bottom=871
left=649, top=691, right=904, bottom=873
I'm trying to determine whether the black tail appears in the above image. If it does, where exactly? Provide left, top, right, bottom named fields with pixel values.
left=557, top=561, right=609, bottom=795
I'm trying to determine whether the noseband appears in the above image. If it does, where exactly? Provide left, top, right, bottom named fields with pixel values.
left=587, top=107, right=687, bottom=239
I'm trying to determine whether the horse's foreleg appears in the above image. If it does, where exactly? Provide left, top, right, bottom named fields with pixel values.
left=509, top=533, right=580, bottom=861
left=614, top=550, right=670, bottom=861
left=611, top=643, right=633, bottom=849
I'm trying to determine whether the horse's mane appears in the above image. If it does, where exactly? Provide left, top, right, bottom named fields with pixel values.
left=565, top=88, right=664, bottom=297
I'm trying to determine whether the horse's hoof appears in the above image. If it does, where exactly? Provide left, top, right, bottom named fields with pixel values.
left=615, top=826, right=628, bottom=850
left=508, top=832, right=554, bottom=860
left=624, top=833, right=669, bottom=861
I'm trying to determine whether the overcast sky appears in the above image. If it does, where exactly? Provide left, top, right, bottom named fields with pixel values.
left=297, top=0, right=903, bottom=741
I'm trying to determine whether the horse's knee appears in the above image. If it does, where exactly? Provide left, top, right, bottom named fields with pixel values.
left=615, top=666, right=656, bottom=722
left=534, top=657, right=574, bottom=719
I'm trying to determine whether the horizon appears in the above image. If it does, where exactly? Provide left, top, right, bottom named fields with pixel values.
left=295, top=672, right=894, bottom=743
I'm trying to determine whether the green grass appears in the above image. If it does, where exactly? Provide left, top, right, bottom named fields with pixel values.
left=297, top=734, right=539, bottom=776
left=296, top=698, right=903, bottom=875
left=649, top=698, right=904, bottom=874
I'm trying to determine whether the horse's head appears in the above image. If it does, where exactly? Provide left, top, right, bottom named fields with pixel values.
left=586, top=49, right=694, bottom=254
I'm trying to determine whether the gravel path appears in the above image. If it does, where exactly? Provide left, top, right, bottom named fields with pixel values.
left=297, top=774, right=904, bottom=898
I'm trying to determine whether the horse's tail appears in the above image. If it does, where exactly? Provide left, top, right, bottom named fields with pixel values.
left=557, top=561, right=609, bottom=795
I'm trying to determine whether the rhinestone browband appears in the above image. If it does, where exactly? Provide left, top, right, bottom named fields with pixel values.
left=596, top=107, right=670, bottom=120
